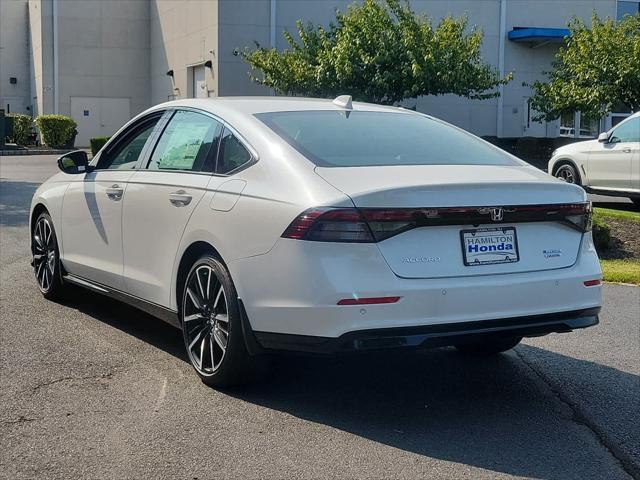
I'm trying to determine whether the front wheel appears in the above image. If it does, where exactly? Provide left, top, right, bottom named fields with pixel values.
left=181, top=254, right=255, bottom=388
left=631, top=198, right=640, bottom=210
left=32, top=212, right=65, bottom=300
left=554, top=163, right=580, bottom=185
left=455, top=336, right=522, bottom=356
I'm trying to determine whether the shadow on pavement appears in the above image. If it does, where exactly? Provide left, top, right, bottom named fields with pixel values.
left=0, top=179, right=40, bottom=227
left=62, top=287, right=638, bottom=479
left=592, top=199, right=638, bottom=212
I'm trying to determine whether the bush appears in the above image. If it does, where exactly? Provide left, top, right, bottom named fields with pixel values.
left=35, top=115, right=77, bottom=149
left=592, top=215, right=612, bottom=252
left=90, top=136, right=110, bottom=156
left=7, top=114, right=33, bottom=146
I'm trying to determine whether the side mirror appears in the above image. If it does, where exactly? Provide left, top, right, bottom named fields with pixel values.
left=57, top=150, right=90, bottom=174
left=597, top=132, right=609, bottom=143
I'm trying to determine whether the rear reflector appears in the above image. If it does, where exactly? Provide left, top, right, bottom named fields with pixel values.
left=282, top=202, right=592, bottom=243
left=583, top=279, right=601, bottom=287
left=337, top=296, right=401, bottom=305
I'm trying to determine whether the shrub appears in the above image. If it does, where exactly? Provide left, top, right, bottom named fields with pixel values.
left=7, top=114, right=33, bottom=146
left=90, top=136, right=110, bottom=156
left=35, top=115, right=77, bottom=149
left=592, top=215, right=612, bottom=252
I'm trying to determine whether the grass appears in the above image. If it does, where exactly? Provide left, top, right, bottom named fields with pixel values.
left=600, top=259, right=640, bottom=285
left=592, top=207, right=640, bottom=285
left=593, top=207, right=640, bottom=223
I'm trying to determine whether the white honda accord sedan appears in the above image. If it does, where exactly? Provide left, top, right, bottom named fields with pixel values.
left=30, top=96, right=602, bottom=387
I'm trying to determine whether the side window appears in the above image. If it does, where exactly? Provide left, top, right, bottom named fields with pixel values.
left=148, top=110, right=222, bottom=172
left=97, top=118, right=159, bottom=170
left=610, top=118, right=640, bottom=143
left=216, top=128, right=252, bottom=174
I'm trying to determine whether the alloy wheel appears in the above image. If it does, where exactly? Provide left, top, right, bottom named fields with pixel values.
left=33, top=216, right=56, bottom=292
left=557, top=166, right=575, bottom=184
left=182, top=265, right=230, bottom=376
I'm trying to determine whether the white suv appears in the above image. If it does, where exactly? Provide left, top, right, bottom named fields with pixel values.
left=549, top=112, right=640, bottom=207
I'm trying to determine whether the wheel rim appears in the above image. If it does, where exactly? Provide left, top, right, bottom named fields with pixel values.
left=33, top=217, right=56, bottom=292
left=182, top=265, right=229, bottom=376
left=557, top=167, right=575, bottom=184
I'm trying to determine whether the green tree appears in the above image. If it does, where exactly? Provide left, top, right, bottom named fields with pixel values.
left=241, top=0, right=510, bottom=104
left=530, top=14, right=640, bottom=121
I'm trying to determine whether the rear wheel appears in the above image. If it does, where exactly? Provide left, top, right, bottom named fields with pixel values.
left=455, top=336, right=522, bottom=356
left=554, top=163, right=580, bottom=185
left=181, top=254, right=255, bottom=387
left=32, top=212, right=65, bottom=300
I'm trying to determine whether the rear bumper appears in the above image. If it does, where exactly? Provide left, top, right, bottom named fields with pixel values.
left=230, top=234, right=602, bottom=338
left=253, top=307, right=600, bottom=354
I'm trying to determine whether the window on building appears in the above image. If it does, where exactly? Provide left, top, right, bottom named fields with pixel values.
left=617, top=0, right=640, bottom=20
left=559, top=112, right=600, bottom=139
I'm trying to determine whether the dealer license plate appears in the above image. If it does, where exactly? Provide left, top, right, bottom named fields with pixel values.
left=460, top=227, right=519, bottom=266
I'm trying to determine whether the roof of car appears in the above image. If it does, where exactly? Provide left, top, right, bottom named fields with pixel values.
left=154, top=96, right=408, bottom=116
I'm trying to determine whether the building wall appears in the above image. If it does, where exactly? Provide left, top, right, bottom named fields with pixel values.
left=501, top=0, right=616, bottom=138
left=55, top=0, right=150, bottom=121
left=150, top=0, right=219, bottom=105
left=0, top=0, right=32, bottom=115
left=13, top=0, right=622, bottom=143
left=213, top=0, right=618, bottom=138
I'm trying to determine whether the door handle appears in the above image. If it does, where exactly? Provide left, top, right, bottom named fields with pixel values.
left=169, top=190, right=192, bottom=207
left=105, top=184, right=123, bottom=201
left=623, top=147, right=631, bottom=153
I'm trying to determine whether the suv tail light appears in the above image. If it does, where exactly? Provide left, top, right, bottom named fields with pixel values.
left=281, top=202, right=592, bottom=242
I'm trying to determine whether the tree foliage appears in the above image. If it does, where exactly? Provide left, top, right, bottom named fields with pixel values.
left=530, top=14, right=640, bottom=121
left=241, top=0, right=510, bottom=104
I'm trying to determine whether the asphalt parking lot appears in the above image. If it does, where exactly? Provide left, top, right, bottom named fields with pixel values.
left=1, top=155, right=639, bottom=480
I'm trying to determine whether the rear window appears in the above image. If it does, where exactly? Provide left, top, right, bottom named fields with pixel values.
left=256, top=110, right=519, bottom=168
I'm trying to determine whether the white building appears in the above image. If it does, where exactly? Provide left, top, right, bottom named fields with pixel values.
left=1, top=0, right=637, bottom=147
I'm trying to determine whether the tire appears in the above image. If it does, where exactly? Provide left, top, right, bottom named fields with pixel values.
left=180, top=254, right=255, bottom=388
left=455, top=336, right=522, bottom=356
left=32, top=211, right=66, bottom=300
left=554, top=163, right=581, bottom=186
left=631, top=198, right=640, bottom=210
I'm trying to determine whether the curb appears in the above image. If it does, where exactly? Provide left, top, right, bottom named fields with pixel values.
left=0, top=149, right=76, bottom=156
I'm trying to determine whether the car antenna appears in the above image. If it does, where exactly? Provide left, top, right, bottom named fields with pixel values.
left=332, top=95, right=353, bottom=110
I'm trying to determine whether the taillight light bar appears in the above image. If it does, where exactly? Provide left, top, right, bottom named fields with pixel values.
left=281, top=202, right=592, bottom=243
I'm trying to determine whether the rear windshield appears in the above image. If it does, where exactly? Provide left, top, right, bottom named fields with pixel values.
left=256, top=110, right=519, bottom=168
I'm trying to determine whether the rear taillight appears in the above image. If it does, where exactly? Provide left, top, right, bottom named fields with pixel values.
left=282, top=202, right=592, bottom=242
left=564, top=202, right=592, bottom=232
left=281, top=208, right=374, bottom=242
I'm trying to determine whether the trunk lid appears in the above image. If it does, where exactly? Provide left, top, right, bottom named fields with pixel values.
left=315, top=165, right=588, bottom=279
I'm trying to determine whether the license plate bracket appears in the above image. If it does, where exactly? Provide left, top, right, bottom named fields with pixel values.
left=460, top=227, right=519, bottom=266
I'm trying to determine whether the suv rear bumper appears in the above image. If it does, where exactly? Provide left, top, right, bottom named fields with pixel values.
left=252, top=307, right=599, bottom=354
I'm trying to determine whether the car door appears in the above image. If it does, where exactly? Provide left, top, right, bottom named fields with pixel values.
left=588, top=117, right=639, bottom=190
left=122, top=109, right=225, bottom=306
left=60, top=113, right=163, bottom=289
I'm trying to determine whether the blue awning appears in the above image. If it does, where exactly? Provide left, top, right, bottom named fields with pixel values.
left=508, top=27, right=570, bottom=43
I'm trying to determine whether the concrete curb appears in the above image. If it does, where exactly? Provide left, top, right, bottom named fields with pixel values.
left=0, top=148, right=76, bottom=156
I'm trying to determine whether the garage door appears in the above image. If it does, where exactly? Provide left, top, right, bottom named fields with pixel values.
left=70, top=97, right=131, bottom=147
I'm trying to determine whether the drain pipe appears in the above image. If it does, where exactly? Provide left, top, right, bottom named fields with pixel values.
left=270, top=0, right=276, bottom=49
left=269, top=0, right=276, bottom=95
left=52, top=0, right=59, bottom=114
left=497, top=0, right=507, bottom=138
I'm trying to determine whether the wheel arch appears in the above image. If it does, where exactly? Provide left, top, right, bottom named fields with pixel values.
left=174, top=241, right=226, bottom=317
left=551, top=158, right=583, bottom=185
left=30, top=203, right=50, bottom=248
